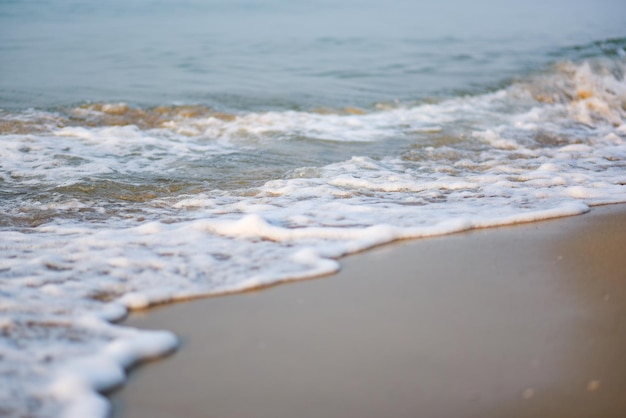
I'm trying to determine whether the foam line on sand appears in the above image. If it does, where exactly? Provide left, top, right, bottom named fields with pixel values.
left=110, top=204, right=626, bottom=418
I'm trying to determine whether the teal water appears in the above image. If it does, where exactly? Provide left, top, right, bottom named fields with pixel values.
left=1, top=1, right=626, bottom=417
left=1, top=0, right=624, bottom=110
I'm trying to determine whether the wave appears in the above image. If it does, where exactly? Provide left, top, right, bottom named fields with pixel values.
left=1, top=54, right=625, bottom=417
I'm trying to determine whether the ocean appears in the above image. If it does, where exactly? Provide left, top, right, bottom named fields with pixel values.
left=1, top=0, right=625, bottom=416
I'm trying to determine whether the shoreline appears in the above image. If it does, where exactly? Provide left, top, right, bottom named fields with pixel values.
left=110, top=204, right=626, bottom=418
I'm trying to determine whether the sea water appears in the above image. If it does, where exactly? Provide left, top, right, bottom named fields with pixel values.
left=1, top=0, right=626, bottom=416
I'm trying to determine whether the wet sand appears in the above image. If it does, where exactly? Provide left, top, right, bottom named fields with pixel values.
left=110, top=204, right=626, bottom=418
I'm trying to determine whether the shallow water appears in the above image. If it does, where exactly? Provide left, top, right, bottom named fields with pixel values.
left=1, top=0, right=626, bottom=417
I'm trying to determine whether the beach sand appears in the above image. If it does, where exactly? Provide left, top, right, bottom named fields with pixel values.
left=110, top=204, right=626, bottom=418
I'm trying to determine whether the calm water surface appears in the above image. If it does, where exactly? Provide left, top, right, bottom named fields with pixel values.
left=1, top=0, right=624, bottom=109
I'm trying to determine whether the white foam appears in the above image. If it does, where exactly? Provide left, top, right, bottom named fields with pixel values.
left=163, top=109, right=444, bottom=143
left=1, top=57, right=626, bottom=417
left=48, top=321, right=177, bottom=418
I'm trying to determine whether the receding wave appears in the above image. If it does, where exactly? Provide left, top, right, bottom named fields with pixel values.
left=1, top=53, right=625, bottom=417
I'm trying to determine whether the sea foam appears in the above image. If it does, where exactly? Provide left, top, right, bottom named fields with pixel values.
left=1, top=57, right=625, bottom=417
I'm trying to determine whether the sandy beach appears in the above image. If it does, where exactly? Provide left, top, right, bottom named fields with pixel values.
left=110, top=204, right=626, bottom=418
